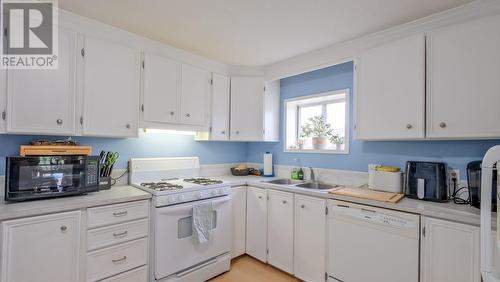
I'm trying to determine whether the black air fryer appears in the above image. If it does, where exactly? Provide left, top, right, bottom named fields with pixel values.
left=467, top=160, right=497, bottom=211
left=404, top=161, right=449, bottom=202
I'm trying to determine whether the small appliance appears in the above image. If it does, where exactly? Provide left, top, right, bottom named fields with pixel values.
left=5, top=155, right=99, bottom=201
left=467, top=160, right=497, bottom=211
left=404, top=161, right=448, bottom=202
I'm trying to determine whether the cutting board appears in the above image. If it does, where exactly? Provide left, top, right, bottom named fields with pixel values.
left=330, top=187, right=405, bottom=203
left=20, top=145, right=92, bottom=156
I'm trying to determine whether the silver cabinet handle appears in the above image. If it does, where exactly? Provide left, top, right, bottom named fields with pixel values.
left=439, top=122, right=446, bottom=128
left=56, top=119, right=63, bottom=125
left=112, top=211, right=128, bottom=217
left=113, top=231, right=128, bottom=238
left=60, top=225, right=67, bottom=232
left=282, top=200, right=287, bottom=204
left=126, top=124, right=131, bottom=129
left=406, top=124, right=412, bottom=129
left=258, top=196, right=262, bottom=199
left=301, top=204, right=305, bottom=209
left=170, top=111, right=175, bottom=116
left=112, top=256, right=127, bottom=264
left=236, top=131, right=240, bottom=135
left=221, top=131, right=226, bottom=135
left=186, top=113, right=191, bottom=118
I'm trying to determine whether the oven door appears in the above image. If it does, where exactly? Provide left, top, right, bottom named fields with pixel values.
left=154, top=195, right=231, bottom=280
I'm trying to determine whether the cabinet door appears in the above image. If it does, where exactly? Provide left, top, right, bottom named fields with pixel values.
left=179, top=64, right=210, bottom=125
left=0, top=69, right=5, bottom=133
left=421, top=217, right=480, bottom=282
left=231, top=186, right=247, bottom=258
left=426, top=15, right=500, bottom=139
left=82, top=37, right=140, bottom=137
left=246, top=186, right=267, bottom=262
left=264, top=80, right=280, bottom=142
left=230, top=76, right=264, bottom=141
left=294, top=195, right=326, bottom=282
left=267, top=190, right=294, bottom=274
left=355, top=34, right=425, bottom=140
left=1, top=211, right=81, bottom=282
left=142, top=53, right=180, bottom=124
left=6, top=28, right=77, bottom=135
left=210, top=73, right=230, bottom=140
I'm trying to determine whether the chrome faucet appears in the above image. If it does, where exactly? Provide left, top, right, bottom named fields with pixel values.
left=309, top=167, right=316, bottom=182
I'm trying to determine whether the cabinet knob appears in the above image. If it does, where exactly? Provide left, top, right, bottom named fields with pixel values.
left=301, top=204, right=305, bottom=209
left=282, top=200, right=287, bottom=204
left=60, top=225, right=67, bottom=232
left=236, top=131, right=240, bottom=135
left=186, top=113, right=191, bottom=118
left=221, top=131, right=226, bottom=135
left=406, top=124, right=412, bottom=129
left=258, top=196, right=262, bottom=199
left=170, top=111, right=175, bottom=116
left=56, top=119, right=63, bottom=125
left=439, top=122, right=446, bottom=128
left=126, top=124, right=131, bottom=129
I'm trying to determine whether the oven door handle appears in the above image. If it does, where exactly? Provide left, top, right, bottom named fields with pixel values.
left=157, top=195, right=231, bottom=215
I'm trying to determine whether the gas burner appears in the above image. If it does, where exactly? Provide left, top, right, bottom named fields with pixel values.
left=140, top=181, right=183, bottom=191
left=183, top=178, right=223, bottom=186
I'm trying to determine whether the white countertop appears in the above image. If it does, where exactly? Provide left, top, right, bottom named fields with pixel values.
left=0, top=186, right=151, bottom=221
left=216, top=175, right=487, bottom=227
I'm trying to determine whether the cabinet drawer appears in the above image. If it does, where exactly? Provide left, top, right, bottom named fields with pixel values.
left=100, top=266, right=147, bottom=282
left=86, top=238, right=148, bottom=282
left=87, top=219, right=149, bottom=251
left=87, top=200, right=149, bottom=228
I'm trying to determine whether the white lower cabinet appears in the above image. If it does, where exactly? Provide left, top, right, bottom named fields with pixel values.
left=0, top=211, right=82, bottom=282
left=267, top=190, right=294, bottom=274
left=421, top=217, right=480, bottom=282
left=231, top=186, right=247, bottom=258
left=294, top=195, right=326, bottom=282
left=245, top=186, right=268, bottom=262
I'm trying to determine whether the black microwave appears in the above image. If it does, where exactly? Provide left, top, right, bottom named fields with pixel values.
left=5, top=155, right=99, bottom=202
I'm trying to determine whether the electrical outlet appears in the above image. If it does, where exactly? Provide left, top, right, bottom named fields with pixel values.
left=448, top=169, right=460, bottom=194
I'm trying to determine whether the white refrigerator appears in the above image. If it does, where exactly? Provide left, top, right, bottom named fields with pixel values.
left=481, top=145, right=500, bottom=282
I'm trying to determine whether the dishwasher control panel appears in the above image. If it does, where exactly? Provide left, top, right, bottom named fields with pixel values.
left=332, top=204, right=417, bottom=229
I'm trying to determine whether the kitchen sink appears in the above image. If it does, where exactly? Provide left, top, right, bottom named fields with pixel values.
left=264, top=179, right=305, bottom=185
left=294, top=182, right=338, bottom=190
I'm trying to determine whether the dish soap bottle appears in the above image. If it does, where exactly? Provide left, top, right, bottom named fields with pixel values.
left=298, top=167, right=304, bottom=180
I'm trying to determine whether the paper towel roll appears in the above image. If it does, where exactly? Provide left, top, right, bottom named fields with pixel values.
left=263, top=152, right=273, bottom=176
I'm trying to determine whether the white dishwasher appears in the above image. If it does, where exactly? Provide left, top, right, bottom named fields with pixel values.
left=328, top=200, right=420, bottom=282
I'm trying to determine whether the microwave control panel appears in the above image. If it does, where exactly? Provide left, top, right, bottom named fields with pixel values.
left=86, top=159, right=99, bottom=186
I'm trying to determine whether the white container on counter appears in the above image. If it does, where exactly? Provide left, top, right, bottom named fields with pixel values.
left=368, top=169, right=403, bottom=193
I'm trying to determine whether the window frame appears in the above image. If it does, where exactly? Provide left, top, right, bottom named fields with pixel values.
left=283, top=89, right=350, bottom=154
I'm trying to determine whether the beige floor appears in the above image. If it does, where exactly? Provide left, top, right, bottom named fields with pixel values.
left=209, top=255, right=300, bottom=282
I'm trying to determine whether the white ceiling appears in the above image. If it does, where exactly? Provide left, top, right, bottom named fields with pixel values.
left=59, top=0, right=474, bottom=66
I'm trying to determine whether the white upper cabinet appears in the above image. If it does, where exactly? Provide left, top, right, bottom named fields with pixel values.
left=209, top=73, right=230, bottom=140
left=0, top=69, right=5, bottom=133
left=179, top=64, right=211, bottom=126
left=142, top=53, right=180, bottom=124
left=230, top=76, right=265, bottom=141
left=264, top=80, right=280, bottom=142
left=426, top=15, right=500, bottom=139
left=81, top=37, right=140, bottom=137
left=6, top=28, right=77, bottom=135
left=355, top=33, right=425, bottom=140
left=1, top=211, right=81, bottom=282
left=267, top=190, right=294, bottom=274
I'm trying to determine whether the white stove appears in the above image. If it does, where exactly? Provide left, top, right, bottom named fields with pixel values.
left=129, top=157, right=231, bottom=282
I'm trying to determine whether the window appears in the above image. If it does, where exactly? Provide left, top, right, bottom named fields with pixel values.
left=284, top=89, right=349, bottom=153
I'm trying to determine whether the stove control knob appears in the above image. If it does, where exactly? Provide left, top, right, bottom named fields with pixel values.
left=177, top=195, right=184, bottom=202
left=217, top=189, right=224, bottom=195
left=167, top=196, right=175, bottom=203
left=194, top=192, right=202, bottom=199
left=210, top=190, right=217, bottom=196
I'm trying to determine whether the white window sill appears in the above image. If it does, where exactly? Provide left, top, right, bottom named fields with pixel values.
left=284, top=148, right=349, bottom=154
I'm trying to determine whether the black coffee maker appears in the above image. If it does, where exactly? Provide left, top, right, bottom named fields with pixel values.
left=467, top=160, right=497, bottom=211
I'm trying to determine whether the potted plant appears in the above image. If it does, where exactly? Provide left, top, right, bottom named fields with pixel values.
left=329, top=135, right=344, bottom=150
left=300, top=115, right=340, bottom=150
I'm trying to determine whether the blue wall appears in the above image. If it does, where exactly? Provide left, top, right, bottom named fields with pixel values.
left=247, top=61, right=500, bottom=179
left=0, top=131, right=248, bottom=173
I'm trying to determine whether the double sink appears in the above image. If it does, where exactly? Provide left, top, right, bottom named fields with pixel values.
left=264, top=178, right=340, bottom=190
